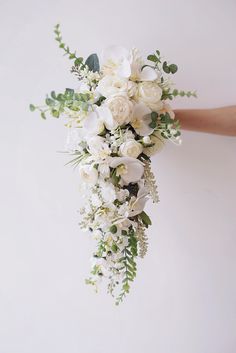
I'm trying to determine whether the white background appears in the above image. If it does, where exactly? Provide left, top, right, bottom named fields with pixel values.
left=0, top=0, right=236, bottom=352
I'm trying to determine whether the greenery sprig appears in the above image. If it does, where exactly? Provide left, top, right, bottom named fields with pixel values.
left=30, top=88, right=91, bottom=119
left=54, top=23, right=84, bottom=67
left=115, top=228, right=138, bottom=305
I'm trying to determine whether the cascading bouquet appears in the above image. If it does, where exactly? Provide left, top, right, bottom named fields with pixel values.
left=30, top=24, right=196, bottom=304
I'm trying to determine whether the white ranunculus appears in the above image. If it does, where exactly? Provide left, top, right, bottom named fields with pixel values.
left=105, top=94, right=133, bottom=126
left=136, top=81, right=163, bottom=111
left=131, top=102, right=153, bottom=136
left=144, top=132, right=165, bottom=156
left=101, top=46, right=131, bottom=78
left=110, top=157, right=144, bottom=185
left=96, top=75, right=128, bottom=98
left=79, top=164, right=98, bottom=184
left=119, top=139, right=143, bottom=158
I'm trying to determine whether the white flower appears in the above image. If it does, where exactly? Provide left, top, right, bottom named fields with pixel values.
left=98, top=162, right=110, bottom=178
left=83, top=110, right=105, bottom=136
left=101, top=46, right=131, bottom=78
left=144, top=132, right=165, bottom=156
left=129, top=185, right=149, bottom=216
left=131, top=102, right=153, bottom=136
left=110, top=157, right=144, bottom=185
left=135, top=81, right=163, bottom=111
left=127, top=81, right=138, bottom=98
left=119, top=139, right=143, bottom=158
left=87, top=136, right=111, bottom=159
left=83, top=106, right=117, bottom=132
left=79, top=165, right=98, bottom=184
left=100, top=182, right=116, bottom=203
left=90, top=193, right=102, bottom=207
left=142, top=136, right=151, bottom=145
left=96, top=75, right=128, bottom=98
left=105, top=94, right=133, bottom=126
left=130, top=48, right=157, bottom=82
left=65, top=128, right=85, bottom=152
left=116, top=189, right=129, bottom=202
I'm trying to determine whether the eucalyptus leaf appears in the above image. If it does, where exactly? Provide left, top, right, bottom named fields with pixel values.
left=85, top=53, right=100, bottom=72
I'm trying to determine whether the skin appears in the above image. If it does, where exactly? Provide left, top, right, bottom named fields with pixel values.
left=174, top=105, right=236, bottom=136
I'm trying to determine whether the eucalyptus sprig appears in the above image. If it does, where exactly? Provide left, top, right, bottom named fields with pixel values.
left=30, top=88, right=92, bottom=119
left=54, top=23, right=84, bottom=67
left=147, top=50, right=178, bottom=74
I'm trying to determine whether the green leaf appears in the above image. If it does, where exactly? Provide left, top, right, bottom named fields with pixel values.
left=110, top=225, right=117, bottom=234
left=163, top=61, right=170, bottom=74
left=85, top=53, right=100, bottom=72
left=147, top=54, right=158, bottom=62
left=51, top=91, right=57, bottom=99
left=29, top=104, right=35, bottom=112
left=40, top=111, right=46, bottom=119
left=45, top=97, right=54, bottom=106
left=140, top=211, right=152, bottom=227
left=51, top=109, right=59, bottom=118
left=169, top=64, right=178, bottom=74
left=74, top=57, right=83, bottom=66
left=149, top=121, right=157, bottom=129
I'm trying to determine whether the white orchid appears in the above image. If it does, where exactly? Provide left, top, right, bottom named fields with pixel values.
left=101, top=46, right=131, bottom=78
left=79, top=164, right=98, bottom=184
left=83, top=105, right=117, bottom=133
left=131, top=102, right=154, bottom=136
left=130, top=48, right=158, bottom=82
left=129, top=184, right=149, bottom=217
left=110, top=156, right=144, bottom=185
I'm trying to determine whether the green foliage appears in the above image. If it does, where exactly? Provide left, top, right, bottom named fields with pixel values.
left=29, top=89, right=92, bottom=119
left=85, top=53, right=100, bottom=72
left=115, top=228, right=138, bottom=305
left=163, top=61, right=178, bottom=74
left=110, top=225, right=118, bottom=234
left=139, top=211, right=152, bottom=227
left=172, top=89, right=197, bottom=98
left=149, top=111, right=158, bottom=129
left=54, top=24, right=84, bottom=67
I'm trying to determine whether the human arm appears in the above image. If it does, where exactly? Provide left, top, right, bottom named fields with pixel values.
left=174, top=105, right=236, bottom=136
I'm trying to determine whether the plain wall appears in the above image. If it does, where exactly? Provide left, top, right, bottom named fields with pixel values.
left=0, top=0, right=236, bottom=352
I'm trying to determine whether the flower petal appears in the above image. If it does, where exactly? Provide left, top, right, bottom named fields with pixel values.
left=139, top=66, right=157, bottom=81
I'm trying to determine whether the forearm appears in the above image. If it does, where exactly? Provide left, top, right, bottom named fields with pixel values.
left=174, top=106, right=236, bottom=136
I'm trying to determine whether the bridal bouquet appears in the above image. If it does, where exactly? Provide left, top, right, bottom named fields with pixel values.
left=30, top=24, right=196, bottom=304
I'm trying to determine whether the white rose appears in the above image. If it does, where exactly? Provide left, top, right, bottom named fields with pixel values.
left=136, top=81, right=163, bottom=111
left=143, top=132, right=165, bottom=156
left=119, top=140, right=143, bottom=158
left=105, top=94, right=133, bottom=126
left=96, top=75, right=128, bottom=98
left=79, top=165, right=98, bottom=184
